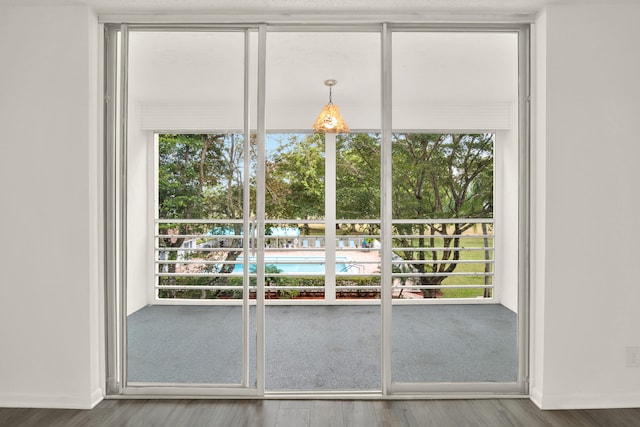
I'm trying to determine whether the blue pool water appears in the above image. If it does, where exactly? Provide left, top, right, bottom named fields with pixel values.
left=232, top=256, right=352, bottom=273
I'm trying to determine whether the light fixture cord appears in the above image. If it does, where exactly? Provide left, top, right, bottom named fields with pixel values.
left=329, top=86, right=333, bottom=104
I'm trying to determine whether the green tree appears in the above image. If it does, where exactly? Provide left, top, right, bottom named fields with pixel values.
left=158, top=133, right=245, bottom=298
left=168, top=132, right=493, bottom=300
left=264, top=133, right=381, bottom=234
left=336, top=133, right=381, bottom=223
left=392, top=133, right=494, bottom=297
left=265, top=134, right=325, bottom=231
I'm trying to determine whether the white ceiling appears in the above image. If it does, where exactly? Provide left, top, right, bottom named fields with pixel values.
left=129, top=30, right=518, bottom=131
left=92, top=0, right=566, bottom=13
left=0, top=0, right=618, bottom=14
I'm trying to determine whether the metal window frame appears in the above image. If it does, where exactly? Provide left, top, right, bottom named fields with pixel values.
left=103, top=23, right=119, bottom=396
left=103, top=18, right=530, bottom=399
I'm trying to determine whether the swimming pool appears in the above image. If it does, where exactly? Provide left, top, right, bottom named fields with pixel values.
left=232, top=256, right=353, bottom=273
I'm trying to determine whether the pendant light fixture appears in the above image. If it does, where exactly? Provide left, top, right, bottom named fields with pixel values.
left=312, top=79, right=350, bottom=134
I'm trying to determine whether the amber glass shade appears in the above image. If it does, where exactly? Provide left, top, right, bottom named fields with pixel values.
left=312, top=103, right=350, bottom=134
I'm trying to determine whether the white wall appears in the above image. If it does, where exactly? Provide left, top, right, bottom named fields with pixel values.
left=532, top=2, right=640, bottom=409
left=0, top=4, right=102, bottom=409
left=7, top=0, right=640, bottom=411
left=531, top=7, right=547, bottom=408
left=495, top=127, right=519, bottom=313
left=126, top=106, right=152, bottom=316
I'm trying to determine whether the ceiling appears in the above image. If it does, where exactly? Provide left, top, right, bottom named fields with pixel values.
left=1, top=0, right=613, bottom=131
left=0, top=0, right=616, bottom=14
left=128, top=29, right=518, bottom=131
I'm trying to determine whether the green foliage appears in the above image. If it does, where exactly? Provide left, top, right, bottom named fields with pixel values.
left=265, top=134, right=325, bottom=220
left=264, top=274, right=324, bottom=299
left=336, top=276, right=381, bottom=299
left=336, top=134, right=381, bottom=219
left=391, top=133, right=493, bottom=220
left=157, top=132, right=494, bottom=300
left=157, top=133, right=246, bottom=299
left=158, top=133, right=244, bottom=222
left=390, top=133, right=494, bottom=297
left=263, top=132, right=382, bottom=233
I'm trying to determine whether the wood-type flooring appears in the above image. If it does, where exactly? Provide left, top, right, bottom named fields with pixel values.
left=2, top=399, right=639, bottom=427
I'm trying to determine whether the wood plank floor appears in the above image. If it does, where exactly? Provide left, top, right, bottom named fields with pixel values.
left=1, top=399, right=639, bottom=427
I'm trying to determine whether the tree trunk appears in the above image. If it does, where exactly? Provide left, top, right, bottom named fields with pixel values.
left=164, top=236, right=185, bottom=299
left=421, top=276, right=445, bottom=298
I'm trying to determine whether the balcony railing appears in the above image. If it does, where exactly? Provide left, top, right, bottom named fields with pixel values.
left=154, top=218, right=493, bottom=303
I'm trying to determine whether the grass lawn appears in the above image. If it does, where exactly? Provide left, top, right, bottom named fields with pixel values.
left=396, top=236, right=493, bottom=299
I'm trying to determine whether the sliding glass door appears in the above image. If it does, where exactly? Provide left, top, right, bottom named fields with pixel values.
left=263, top=31, right=382, bottom=392
left=104, top=21, right=529, bottom=398
left=106, top=25, right=261, bottom=395
left=386, top=29, right=527, bottom=394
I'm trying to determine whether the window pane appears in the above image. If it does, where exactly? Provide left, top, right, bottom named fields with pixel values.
left=126, top=30, right=250, bottom=386
left=391, top=31, right=517, bottom=384
left=391, top=133, right=494, bottom=299
left=336, top=133, right=380, bottom=219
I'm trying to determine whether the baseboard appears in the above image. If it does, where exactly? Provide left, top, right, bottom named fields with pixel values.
left=529, top=386, right=543, bottom=408
left=534, top=391, right=640, bottom=410
left=90, top=387, right=104, bottom=408
left=0, top=388, right=103, bottom=410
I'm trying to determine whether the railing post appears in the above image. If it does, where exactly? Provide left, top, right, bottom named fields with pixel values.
left=325, top=133, right=337, bottom=303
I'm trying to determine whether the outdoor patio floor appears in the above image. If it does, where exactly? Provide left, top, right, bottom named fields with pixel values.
left=127, top=304, right=517, bottom=391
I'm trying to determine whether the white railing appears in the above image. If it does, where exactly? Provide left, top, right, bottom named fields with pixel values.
left=154, top=218, right=493, bottom=303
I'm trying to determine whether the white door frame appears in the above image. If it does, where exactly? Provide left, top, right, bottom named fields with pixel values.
left=103, top=19, right=530, bottom=399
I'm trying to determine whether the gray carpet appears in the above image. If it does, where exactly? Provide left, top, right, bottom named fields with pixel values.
left=266, top=305, right=381, bottom=390
left=127, top=305, right=251, bottom=385
left=391, top=305, right=517, bottom=383
left=127, top=304, right=516, bottom=390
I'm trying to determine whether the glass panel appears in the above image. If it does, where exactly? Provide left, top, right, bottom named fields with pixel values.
left=155, top=134, right=247, bottom=302
left=263, top=133, right=326, bottom=300
left=336, top=133, right=380, bottom=219
left=265, top=32, right=380, bottom=391
left=265, top=32, right=381, bottom=131
left=391, top=134, right=495, bottom=300
left=336, top=133, right=381, bottom=300
left=335, top=220, right=381, bottom=301
left=391, top=31, right=518, bottom=384
left=266, top=133, right=326, bottom=220
left=125, top=31, right=252, bottom=385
